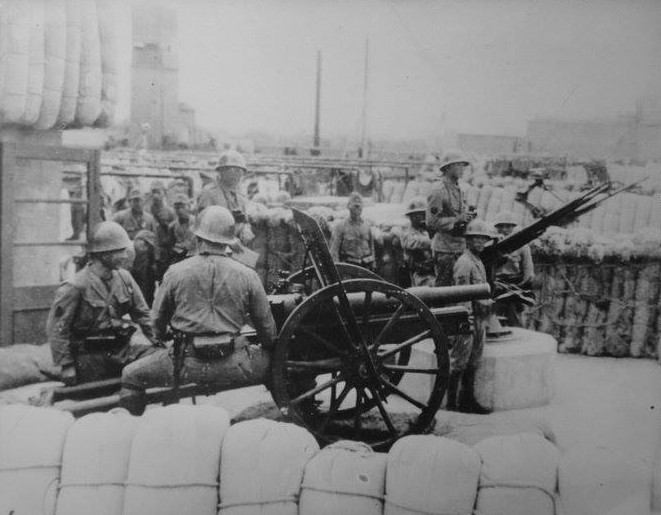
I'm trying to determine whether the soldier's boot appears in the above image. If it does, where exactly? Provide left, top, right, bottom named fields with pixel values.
left=458, top=366, right=492, bottom=415
left=445, top=371, right=461, bottom=411
left=119, top=387, right=147, bottom=416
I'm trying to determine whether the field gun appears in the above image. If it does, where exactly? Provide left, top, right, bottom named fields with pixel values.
left=52, top=208, right=489, bottom=450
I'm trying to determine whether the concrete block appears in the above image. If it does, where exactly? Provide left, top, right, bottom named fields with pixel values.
left=475, top=328, right=556, bottom=411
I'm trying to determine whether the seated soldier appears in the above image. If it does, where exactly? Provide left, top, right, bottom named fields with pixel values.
left=401, top=196, right=435, bottom=287
left=119, top=206, right=277, bottom=415
left=47, top=222, right=158, bottom=386
left=329, top=192, right=376, bottom=270
left=493, top=210, right=535, bottom=326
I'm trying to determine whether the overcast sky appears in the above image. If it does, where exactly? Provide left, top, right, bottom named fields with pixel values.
left=140, top=0, right=661, bottom=142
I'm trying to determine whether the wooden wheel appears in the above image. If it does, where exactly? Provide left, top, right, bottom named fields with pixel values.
left=270, top=278, right=450, bottom=451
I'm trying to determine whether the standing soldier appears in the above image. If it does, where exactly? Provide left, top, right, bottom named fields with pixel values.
left=146, top=180, right=175, bottom=282
left=197, top=150, right=254, bottom=246
left=112, top=189, right=156, bottom=239
left=426, top=149, right=476, bottom=286
left=448, top=219, right=494, bottom=414
left=330, top=192, right=376, bottom=270
left=401, top=197, right=435, bottom=287
left=168, top=193, right=197, bottom=265
left=47, top=222, right=158, bottom=386
left=119, top=206, right=276, bottom=415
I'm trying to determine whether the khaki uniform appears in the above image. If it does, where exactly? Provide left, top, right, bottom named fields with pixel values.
left=147, top=203, right=176, bottom=279
left=426, top=177, right=469, bottom=286
left=197, top=181, right=253, bottom=245
left=121, top=250, right=277, bottom=395
left=452, top=249, right=491, bottom=372
left=168, top=216, right=197, bottom=263
left=111, top=210, right=157, bottom=240
left=329, top=218, right=375, bottom=268
left=495, top=245, right=534, bottom=284
left=401, top=227, right=435, bottom=287
left=47, top=266, right=156, bottom=383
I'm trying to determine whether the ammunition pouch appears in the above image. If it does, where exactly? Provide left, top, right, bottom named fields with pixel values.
left=81, top=324, right=136, bottom=352
left=190, top=334, right=236, bottom=360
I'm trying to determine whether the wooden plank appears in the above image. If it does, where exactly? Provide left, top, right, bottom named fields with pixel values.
left=14, top=144, right=96, bottom=162
left=87, top=150, right=102, bottom=237
left=0, top=143, right=15, bottom=346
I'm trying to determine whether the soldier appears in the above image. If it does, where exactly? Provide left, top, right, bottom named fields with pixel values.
left=401, top=197, right=435, bottom=287
left=493, top=210, right=535, bottom=326
left=426, top=149, right=476, bottom=286
left=168, top=193, right=197, bottom=265
left=112, top=189, right=156, bottom=239
left=119, top=206, right=277, bottom=415
left=46, top=222, right=158, bottom=386
left=146, top=180, right=176, bottom=281
left=265, top=191, right=299, bottom=289
left=197, top=150, right=254, bottom=245
left=447, top=219, right=494, bottom=414
left=330, top=192, right=376, bottom=270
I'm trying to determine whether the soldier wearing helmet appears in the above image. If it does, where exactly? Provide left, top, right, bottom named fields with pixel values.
left=448, top=219, right=495, bottom=414
left=46, top=222, right=158, bottom=387
left=401, top=197, right=435, bottom=287
left=196, top=150, right=254, bottom=245
left=492, top=210, right=534, bottom=326
left=426, top=149, right=476, bottom=287
left=146, top=179, right=176, bottom=282
left=119, top=206, right=277, bottom=415
left=329, top=192, right=376, bottom=270
left=112, top=189, right=157, bottom=240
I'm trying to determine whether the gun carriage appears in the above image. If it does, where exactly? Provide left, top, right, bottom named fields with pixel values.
left=53, top=208, right=489, bottom=450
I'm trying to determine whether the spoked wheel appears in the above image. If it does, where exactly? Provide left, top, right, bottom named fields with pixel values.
left=270, top=278, right=450, bottom=451
left=285, top=262, right=382, bottom=295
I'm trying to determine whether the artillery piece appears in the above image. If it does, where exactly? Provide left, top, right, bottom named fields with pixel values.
left=51, top=208, right=489, bottom=450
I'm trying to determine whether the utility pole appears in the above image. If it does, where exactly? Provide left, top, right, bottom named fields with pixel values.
left=312, top=51, right=322, bottom=155
left=359, top=38, right=369, bottom=159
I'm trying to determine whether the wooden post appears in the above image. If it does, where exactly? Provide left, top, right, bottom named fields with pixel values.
left=87, top=149, right=103, bottom=238
left=0, top=143, right=15, bottom=346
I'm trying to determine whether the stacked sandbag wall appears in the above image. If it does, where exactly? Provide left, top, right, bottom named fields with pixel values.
left=0, top=0, right=121, bottom=130
left=0, top=404, right=654, bottom=515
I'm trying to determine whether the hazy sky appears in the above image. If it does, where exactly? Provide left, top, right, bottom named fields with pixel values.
left=146, top=0, right=661, bottom=142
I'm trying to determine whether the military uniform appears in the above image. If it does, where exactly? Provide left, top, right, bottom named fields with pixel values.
left=495, top=245, right=534, bottom=285
left=121, top=250, right=277, bottom=406
left=111, top=209, right=156, bottom=240
left=168, top=215, right=197, bottom=264
left=47, top=266, right=157, bottom=383
left=452, top=249, right=491, bottom=372
left=197, top=181, right=254, bottom=245
left=329, top=218, right=375, bottom=269
left=147, top=203, right=176, bottom=280
left=426, top=176, right=469, bottom=286
left=401, top=226, right=435, bottom=287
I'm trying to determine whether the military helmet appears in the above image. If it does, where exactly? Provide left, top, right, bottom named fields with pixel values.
left=494, top=210, right=517, bottom=227
left=439, top=149, right=470, bottom=171
left=128, top=189, right=142, bottom=200
left=347, top=192, right=364, bottom=207
left=405, top=196, right=427, bottom=216
left=88, top=221, right=131, bottom=253
left=194, top=206, right=238, bottom=245
left=215, top=150, right=247, bottom=172
left=173, top=193, right=189, bottom=205
left=464, top=219, right=495, bottom=239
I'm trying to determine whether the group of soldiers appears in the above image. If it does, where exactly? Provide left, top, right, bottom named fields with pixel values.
left=47, top=148, right=534, bottom=417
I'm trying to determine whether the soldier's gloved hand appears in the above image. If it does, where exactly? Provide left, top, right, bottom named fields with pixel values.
left=61, top=364, right=77, bottom=387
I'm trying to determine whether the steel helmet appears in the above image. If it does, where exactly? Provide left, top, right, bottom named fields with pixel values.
left=194, top=206, right=238, bottom=245
left=464, top=219, right=495, bottom=239
left=405, top=196, right=427, bottom=216
left=88, top=221, right=131, bottom=253
left=494, top=210, right=517, bottom=227
left=439, top=149, right=470, bottom=171
left=215, top=150, right=246, bottom=172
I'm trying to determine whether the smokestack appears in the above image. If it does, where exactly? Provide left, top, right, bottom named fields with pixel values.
left=313, top=50, right=322, bottom=152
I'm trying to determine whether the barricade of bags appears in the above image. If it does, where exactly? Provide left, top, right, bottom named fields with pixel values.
left=0, top=404, right=655, bottom=515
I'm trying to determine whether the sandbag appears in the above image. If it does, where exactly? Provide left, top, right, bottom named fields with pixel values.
left=58, top=0, right=83, bottom=126
left=21, top=0, right=46, bottom=126
left=75, top=0, right=102, bottom=126
left=36, top=0, right=67, bottom=130
left=558, top=445, right=650, bottom=515
left=219, top=418, right=319, bottom=515
left=474, top=433, right=559, bottom=515
left=123, top=405, right=230, bottom=515
left=385, top=435, right=480, bottom=515
left=56, top=409, right=138, bottom=515
left=0, top=344, right=56, bottom=391
left=0, top=405, right=73, bottom=515
left=0, top=0, right=31, bottom=124
left=299, top=440, right=386, bottom=515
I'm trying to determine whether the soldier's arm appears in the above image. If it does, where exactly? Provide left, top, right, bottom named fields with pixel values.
left=247, top=273, right=277, bottom=349
left=402, top=231, right=431, bottom=250
left=426, top=186, right=456, bottom=234
left=123, top=271, right=157, bottom=343
left=151, top=271, right=176, bottom=342
left=46, top=284, right=81, bottom=368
